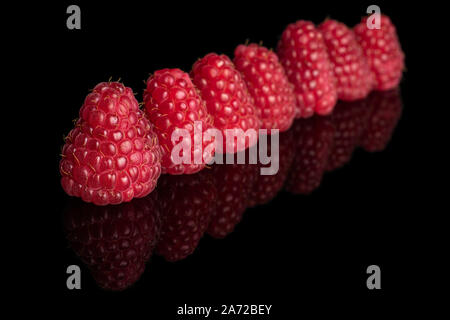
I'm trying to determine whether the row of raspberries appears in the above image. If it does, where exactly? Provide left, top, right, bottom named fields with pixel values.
left=64, top=88, right=403, bottom=291
left=60, top=14, right=404, bottom=205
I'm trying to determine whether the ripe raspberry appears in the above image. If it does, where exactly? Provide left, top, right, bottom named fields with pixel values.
left=319, top=19, right=373, bottom=101
left=191, top=53, right=260, bottom=153
left=60, top=82, right=162, bottom=206
left=144, top=69, right=215, bottom=175
left=156, top=170, right=216, bottom=261
left=326, top=99, right=371, bottom=171
left=233, top=43, right=296, bottom=133
left=248, top=129, right=295, bottom=206
left=285, top=116, right=335, bottom=194
left=207, top=161, right=256, bottom=238
left=354, top=14, right=404, bottom=91
left=64, top=193, right=161, bottom=291
left=277, top=20, right=338, bottom=118
left=360, top=89, right=403, bottom=152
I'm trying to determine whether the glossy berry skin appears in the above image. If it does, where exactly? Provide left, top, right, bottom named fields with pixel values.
left=361, top=89, right=402, bottom=152
left=60, top=82, right=162, bottom=206
left=249, top=130, right=295, bottom=206
left=191, top=53, right=260, bottom=153
left=326, top=99, right=371, bottom=171
left=277, top=20, right=338, bottom=118
left=233, top=43, right=296, bottom=133
left=144, top=69, right=214, bottom=175
left=64, top=193, right=161, bottom=291
left=285, top=116, right=335, bottom=194
left=319, top=19, right=373, bottom=101
left=207, top=161, right=255, bottom=239
left=354, top=14, right=404, bottom=91
left=156, top=170, right=216, bottom=261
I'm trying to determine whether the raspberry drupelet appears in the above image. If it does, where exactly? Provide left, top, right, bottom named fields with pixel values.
left=144, top=68, right=214, bottom=175
left=60, top=81, right=162, bottom=205
left=234, top=43, right=296, bottom=132
left=277, top=20, right=338, bottom=118
left=191, top=53, right=261, bottom=153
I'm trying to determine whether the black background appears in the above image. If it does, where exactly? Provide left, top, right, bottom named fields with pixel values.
left=14, top=0, right=445, bottom=316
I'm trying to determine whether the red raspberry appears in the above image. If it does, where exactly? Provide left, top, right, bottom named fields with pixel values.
left=326, top=99, right=371, bottom=171
left=191, top=53, right=260, bottom=153
left=285, top=116, right=335, bottom=194
left=64, top=193, right=161, bottom=291
left=60, top=82, right=162, bottom=206
left=249, top=129, right=295, bottom=206
left=277, top=20, right=338, bottom=118
left=319, top=19, right=373, bottom=101
left=144, top=69, right=215, bottom=175
left=156, top=170, right=216, bottom=261
left=354, top=14, right=404, bottom=91
left=233, top=43, right=296, bottom=133
left=360, top=89, right=403, bottom=152
left=207, top=161, right=256, bottom=238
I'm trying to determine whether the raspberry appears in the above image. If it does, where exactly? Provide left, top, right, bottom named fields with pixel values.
left=233, top=43, right=296, bottom=133
left=64, top=193, right=161, bottom=291
left=354, top=14, right=404, bottom=91
left=277, top=20, right=338, bottom=118
left=60, top=82, right=162, bottom=205
left=156, top=170, right=216, bottom=261
left=285, top=116, right=335, bottom=194
left=360, top=89, right=403, bottom=152
left=144, top=69, right=215, bottom=175
left=248, top=129, right=295, bottom=206
left=191, top=53, right=260, bottom=153
left=326, top=99, right=371, bottom=171
left=207, top=161, right=256, bottom=238
left=319, top=19, right=373, bottom=101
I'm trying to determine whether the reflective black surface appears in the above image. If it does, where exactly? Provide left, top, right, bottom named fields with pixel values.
left=34, top=0, right=444, bottom=316
left=61, top=89, right=403, bottom=292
